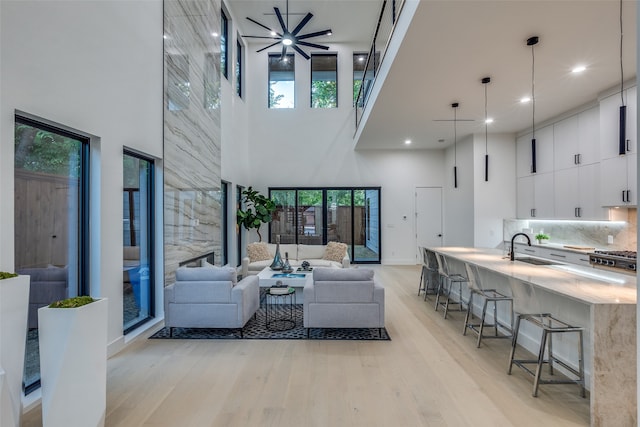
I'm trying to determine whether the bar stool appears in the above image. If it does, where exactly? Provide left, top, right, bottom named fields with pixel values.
left=419, top=248, right=439, bottom=300
left=433, top=252, right=467, bottom=319
left=462, top=263, right=513, bottom=348
left=507, top=278, right=586, bottom=398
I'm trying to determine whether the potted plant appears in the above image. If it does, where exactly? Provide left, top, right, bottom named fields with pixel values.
left=535, top=233, right=550, bottom=244
left=237, top=186, right=276, bottom=242
left=0, top=271, right=29, bottom=427
left=39, top=296, right=108, bottom=427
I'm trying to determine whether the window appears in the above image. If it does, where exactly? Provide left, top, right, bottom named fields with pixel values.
left=268, top=188, right=381, bottom=263
left=221, top=10, right=228, bottom=79
left=123, top=151, right=155, bottom=334
left=236, top=185, right=244, bottom=266
left=311, top=54, right=337, bottom=108
left=236, top=39, right=243, bottom=98
left=14, top=114, right=90, bottom=393
left=268, top=53, right=295, bottom=108
left=353, top=52, right=367, bottom=106
left=221, top=181, right=229, bottom=265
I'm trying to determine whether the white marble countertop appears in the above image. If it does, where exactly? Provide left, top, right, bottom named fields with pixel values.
left=432, top=247, right=637, bottom=305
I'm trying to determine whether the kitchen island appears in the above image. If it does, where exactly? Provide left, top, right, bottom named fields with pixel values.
left=431, top=247, right=636, bottom=427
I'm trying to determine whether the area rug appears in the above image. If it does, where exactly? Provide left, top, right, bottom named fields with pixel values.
left=149, top=305, right=390, bottom=341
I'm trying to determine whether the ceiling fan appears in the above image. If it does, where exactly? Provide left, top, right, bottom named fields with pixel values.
left=242, top=0, right=332, bottom=60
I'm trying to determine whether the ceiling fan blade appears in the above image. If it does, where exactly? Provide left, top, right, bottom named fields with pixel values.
left=292, top=45, right=310, bottom=60
left=246, top=17, right=276, bottom=33
left=297, top=41, right=329, bottom=50
left=297, top=29, right=332, bottom=40
left=242, top=35, right=281, bottom=40
left=273, top=7, right=288, bottom=33
left=280, top=45, right=288, bottom=61
left=291, top=13, right=313, bottom=36
left=257, top=41, right=283, bottom=53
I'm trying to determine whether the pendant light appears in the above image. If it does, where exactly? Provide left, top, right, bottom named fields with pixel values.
left=618, top=0, right=627, bottom=155
left=452, top=102, right=459, bottom=188
left=482, top=77, right=491, bottom=181
left=527, top=36, right=539, bottom=174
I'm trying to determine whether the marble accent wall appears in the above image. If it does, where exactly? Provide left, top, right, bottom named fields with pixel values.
left=503, top=208, right=637, bottom=250
left=164, top=0, right=222, bottom=283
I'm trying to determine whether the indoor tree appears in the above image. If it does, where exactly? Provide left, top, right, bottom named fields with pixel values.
left=237, top=187, right=276, bottom=242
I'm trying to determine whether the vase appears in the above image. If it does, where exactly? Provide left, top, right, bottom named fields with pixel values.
left=39, top=298, right=108, bottom=427
left=270, top=235, right=284, bottom=271
left=0, top=275, right=29, bottom=427
left=282, top=252, right=293, bottom=273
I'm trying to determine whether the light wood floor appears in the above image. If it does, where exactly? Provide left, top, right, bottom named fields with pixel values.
left=23, top=265, right=590, bottom=426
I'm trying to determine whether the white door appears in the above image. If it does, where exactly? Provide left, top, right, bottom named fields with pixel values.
left=415, top=187, right=443, bottom=263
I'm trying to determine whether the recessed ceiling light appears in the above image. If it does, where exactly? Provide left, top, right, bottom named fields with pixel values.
left=211, top=32, right=219, bottom=37
left=520, top=97, right=531, bottom=103
left=485, top=118, right=494, bottom=124
left=405, top=139, right=412, bottom=145
left=572, top=65, right=586, bottom=73
left=358, top=57, right=365, bottom=62
left=270, top=31, right=277, bottom=36
left=163, top=34, right=168, bottom=39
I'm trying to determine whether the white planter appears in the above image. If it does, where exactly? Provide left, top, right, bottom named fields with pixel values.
left=0, top=275, right=30, bottom=427
left=38, top=298, right=108, bottom=427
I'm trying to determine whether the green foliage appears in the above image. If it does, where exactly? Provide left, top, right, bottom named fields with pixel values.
left=311, top=80, right=337, bottom=108
left=535, top=233, right=550, bottom=241
left=269, top=85, right=284, bottom=107
left=237, top=187, right=276, bottom=241
left=14, top=123, right=81, bottom=177
left=353, top=79, right=363, bottom=106
left=0, top=272, right=18, bottom=280
left=48, top=295, right=95, bottom=308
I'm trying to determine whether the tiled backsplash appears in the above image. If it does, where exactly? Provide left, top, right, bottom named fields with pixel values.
left=504, top=208, right=637, bottom=251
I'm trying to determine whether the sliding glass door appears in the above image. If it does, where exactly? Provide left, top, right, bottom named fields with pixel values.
left=269, top=187, right=381, bottom=263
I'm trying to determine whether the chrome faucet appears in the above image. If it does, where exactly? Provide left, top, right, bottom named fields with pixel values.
left=510, top=232, right=532, bottom=261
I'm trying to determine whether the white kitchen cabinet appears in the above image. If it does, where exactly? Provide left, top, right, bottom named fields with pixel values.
left=555, top=107, right=599, bottom=171
left=555, top=164, right=608, bottom=219
left=577, top=107, right=600, bottom=165
left=517, top=176, right=534, bottom=218
left=600, top=86, right=636, bottom=160
left=553, top=115, right=579, bottom=171
left=533, top=172, right=554, bottom=218
left=518, top=172, right=554, bottom=218
left=516, top=125, right=554, bottom=177
left=600, top=154, right=637, bottom=206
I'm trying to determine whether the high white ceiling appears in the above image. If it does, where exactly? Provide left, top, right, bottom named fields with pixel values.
left=227, top=1, right=637, bottom=150
left=358, top=0, right=638, bottom=149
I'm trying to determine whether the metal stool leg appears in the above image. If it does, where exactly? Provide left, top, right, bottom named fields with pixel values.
left=507, top=315, right=522, bottom=375
left=493, top=299, right=499, bottom=337
left=578, top=330, right=586, bottom=398
left=547, top=317, right=555, bottom=376
left=477, top=299, right=489, bottom=348
left=434, top=276, right=445, bottom=311
left=418, top=266, right=426, bottom=295
left=533, top=329, right=548, bottom=397
left=463, top=291, right=474, bottom=335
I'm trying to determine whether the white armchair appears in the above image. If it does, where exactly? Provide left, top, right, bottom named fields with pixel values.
left=164, top=266, right=259, bottom=337
left=303, top=268, right=384, bottom=336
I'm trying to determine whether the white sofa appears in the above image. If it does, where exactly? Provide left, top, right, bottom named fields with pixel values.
left=241, top=243, right=350, bottom=277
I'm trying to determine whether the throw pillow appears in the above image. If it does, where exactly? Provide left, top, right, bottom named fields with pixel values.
left=247, top=242, right=272, bottom=262
left=323, top=241, right=348, bottom=263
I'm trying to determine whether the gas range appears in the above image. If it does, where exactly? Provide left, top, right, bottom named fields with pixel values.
left=589, top=250, right=637, bottom=274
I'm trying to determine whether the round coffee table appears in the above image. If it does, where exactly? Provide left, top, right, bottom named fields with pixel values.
left=265, top=287, right=296, bottom=331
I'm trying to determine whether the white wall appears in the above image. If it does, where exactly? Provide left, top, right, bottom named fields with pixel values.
left=443, top=135, right=475, bottom=246
left=473, top=133, right=517, bottom=248
left=0, top=0, right=163, bottom=350
left=241, top=41, right=446, bottom=264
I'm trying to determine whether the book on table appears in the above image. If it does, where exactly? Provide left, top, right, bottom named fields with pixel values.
left=269, top=286, right=294, bottom=295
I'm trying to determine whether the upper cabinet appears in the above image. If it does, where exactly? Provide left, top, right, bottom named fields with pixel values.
left=516, top=125, right=554, bottom=178
left=554, top=107, right=599, bottom=171
left=599, top=86, right=637, bottom=206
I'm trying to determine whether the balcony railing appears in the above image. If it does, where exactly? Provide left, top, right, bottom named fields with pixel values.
left=354, top=0, right=406, bottom=131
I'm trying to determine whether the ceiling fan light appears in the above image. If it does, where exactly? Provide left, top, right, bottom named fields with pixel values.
left=282, top=36, right=293, bottom=46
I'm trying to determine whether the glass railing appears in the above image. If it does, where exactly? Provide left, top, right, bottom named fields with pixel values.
left=355, top=0, right=406, bottom=130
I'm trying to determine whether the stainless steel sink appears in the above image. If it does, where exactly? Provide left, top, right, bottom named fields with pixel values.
left=514, top=257, right=560, bottom=266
